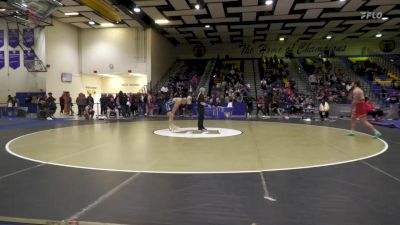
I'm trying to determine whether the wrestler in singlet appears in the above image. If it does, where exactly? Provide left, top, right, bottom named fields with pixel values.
left=349, top=81, right=381, bottom=138
left=352, top=86, right=367, bottom=118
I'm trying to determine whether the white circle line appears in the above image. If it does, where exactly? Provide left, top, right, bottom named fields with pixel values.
left=4, top=122, right=389, bottom=174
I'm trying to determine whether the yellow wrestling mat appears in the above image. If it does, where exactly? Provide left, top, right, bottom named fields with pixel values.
left=6, top=121, right=387, bottom=173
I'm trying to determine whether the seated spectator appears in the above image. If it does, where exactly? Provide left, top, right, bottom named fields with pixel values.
left=7, top=95, right=13, bottom=116
left=84, top=103, right=95, bottom=120
left=365, top=97, right=383, bottom=121
left=319, top=99, right=330, bottom=121
left=227, top=98, right=233, bottom=108
left=7, top=95, right=13, bottom=107
left=387, top=92, right=399, bottom=119
left=270, top=100, right=282, bottom=115
left=107, top=96, right=119, bottom=119
left=38, top=96, right=53, bottom=120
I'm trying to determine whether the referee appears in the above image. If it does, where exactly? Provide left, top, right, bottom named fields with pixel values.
left=197, top=87, right=207, bottom=131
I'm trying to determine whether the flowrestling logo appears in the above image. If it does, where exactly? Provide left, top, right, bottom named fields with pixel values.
left=153, top=127, right=242, bottom=138
left=360, top=11, right=383, bottom=20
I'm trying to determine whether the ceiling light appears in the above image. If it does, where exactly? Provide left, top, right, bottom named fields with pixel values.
left=195, top=4, right=200, bottom=10
left=340, top=0, right=346, bottom=2
left=382, top=17, right=389, bottom=21
left=155, top=19, right=169, bottom=24
left=64, top=12, right=79, bottom=16
left=205, top=24, right=210, bottom=28
left=0, top=8, right=6, bottom=12
left=88, top=21, right=95, bottom=25
left=376, top=33, right=383, bottom=38
left=265, top=0, right=273, bottom=5
left=326, top=35, right=332, bottom=39
left=279, top=37, right=284, bottom=41
left=133, top=7, right=141, bottom=13
left=100, top=23, right=115, bottom=27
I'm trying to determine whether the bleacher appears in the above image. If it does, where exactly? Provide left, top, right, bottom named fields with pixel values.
left=348, top=57, right=400, bottom=102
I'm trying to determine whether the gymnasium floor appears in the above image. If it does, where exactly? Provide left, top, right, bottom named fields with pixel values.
left=0, top=118, right=399, bottom=225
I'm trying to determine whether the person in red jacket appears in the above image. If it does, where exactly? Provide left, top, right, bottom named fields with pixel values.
left=365, top=97, right=383, bottom=121
left=256, top=96, right=265, bottom=117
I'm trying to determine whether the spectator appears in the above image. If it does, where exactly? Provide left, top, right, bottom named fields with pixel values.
left=319, top=99, right=330, bottom=121
left=46, top=93, right=57, bottom=119
left=100, top=94, right=108, bottom=115
left=12, top=96, right=19, bottom=107
left=365, top=97, right=383, bottom=121
left=76, top=93, right=86, bottom=116
left=59, top=92, right=65, bottom=114
left=87, top=93, right=94, bottom=106
left=65, top=92, right=74, bottom=116
left=308, top=73, right=317, bottom=90
left=38, top=96, right=49, bottom=119
left=117, top=91, right=129, bottom=118
left=107, top=96, right=119, bottom=119
left=7, top=95, right=13, bottom=107
left=387, top=92, right=399, bottom=119
left=7, top=95, right=13, bottom=116
left=256, top=96, right=265, bottom=117
left=146, top=92, right=154, bottom=117
left=84, top=103, right=95, bottom=120
left=186, top=94, right=192, bottom=116
left=270, top=100, right=282, bottom=115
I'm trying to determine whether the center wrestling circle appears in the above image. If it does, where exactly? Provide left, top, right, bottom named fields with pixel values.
left=153, top=127, right=242, bottom=138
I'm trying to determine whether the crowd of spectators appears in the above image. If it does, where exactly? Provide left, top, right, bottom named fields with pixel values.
left=351, top=59, right=400, bottom=98
left=5, top=57, right=397, bottom=121
left=256, top=57, right=315, bottom=118
left=163, top=60, right=206, bottom=98
left=208, top=61, right=250, bottom=107
left=352, top=60, right=387, bottom=82
left=305, top=58, right=352, bottom=104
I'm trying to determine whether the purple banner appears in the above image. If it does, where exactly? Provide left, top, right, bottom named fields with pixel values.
left=23, top=29, right=34, bottom=47
left=0, top=30, right=4, bottom=48
left=0, top=51, right=4, bottom=69
left=8, top=29, right=19, bottom=48
left=24, top=50, right=35, bottom=69
left=9, top=50, right=20, bottom=69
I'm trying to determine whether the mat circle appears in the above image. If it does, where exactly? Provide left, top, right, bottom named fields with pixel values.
left=153, top=127, right=242, bottom=138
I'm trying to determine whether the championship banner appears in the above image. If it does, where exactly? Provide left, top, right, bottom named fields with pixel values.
left=9, top=50, right=20, bottom=69
left=24, top=50, right=35, bottom=69
left=8, top=29, right=19, bottom=48
left=0, top=51, right=4, bottom=69
left=0, top=30, right=4, bottom=48
left=23, top=29, right=34, bottom=47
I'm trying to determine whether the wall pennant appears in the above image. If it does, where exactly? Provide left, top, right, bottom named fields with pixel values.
left=0, top=51, right=4, bottom=69
left=9, top=50, right=20, bottom=69
left=23, top=29, right=34, bottom=48
left=8, top=29, right=19, bottom=48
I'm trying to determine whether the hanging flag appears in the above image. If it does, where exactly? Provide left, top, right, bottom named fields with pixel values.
left=23, top=29, right=34, bottom=48
left=24, top=50, right=35, bottom=69
left=8, top=29, right=19, bottom=48
left=9, top=50, right=20, bottom=69
left=0, top=30, right=4, bottom=48
left=0, top=51, right=4, bottom=69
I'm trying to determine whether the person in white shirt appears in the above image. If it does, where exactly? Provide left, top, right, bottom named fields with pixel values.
left=186, top=94, right=192, bottom=116
left=319, top=99, right=330, bottom=121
